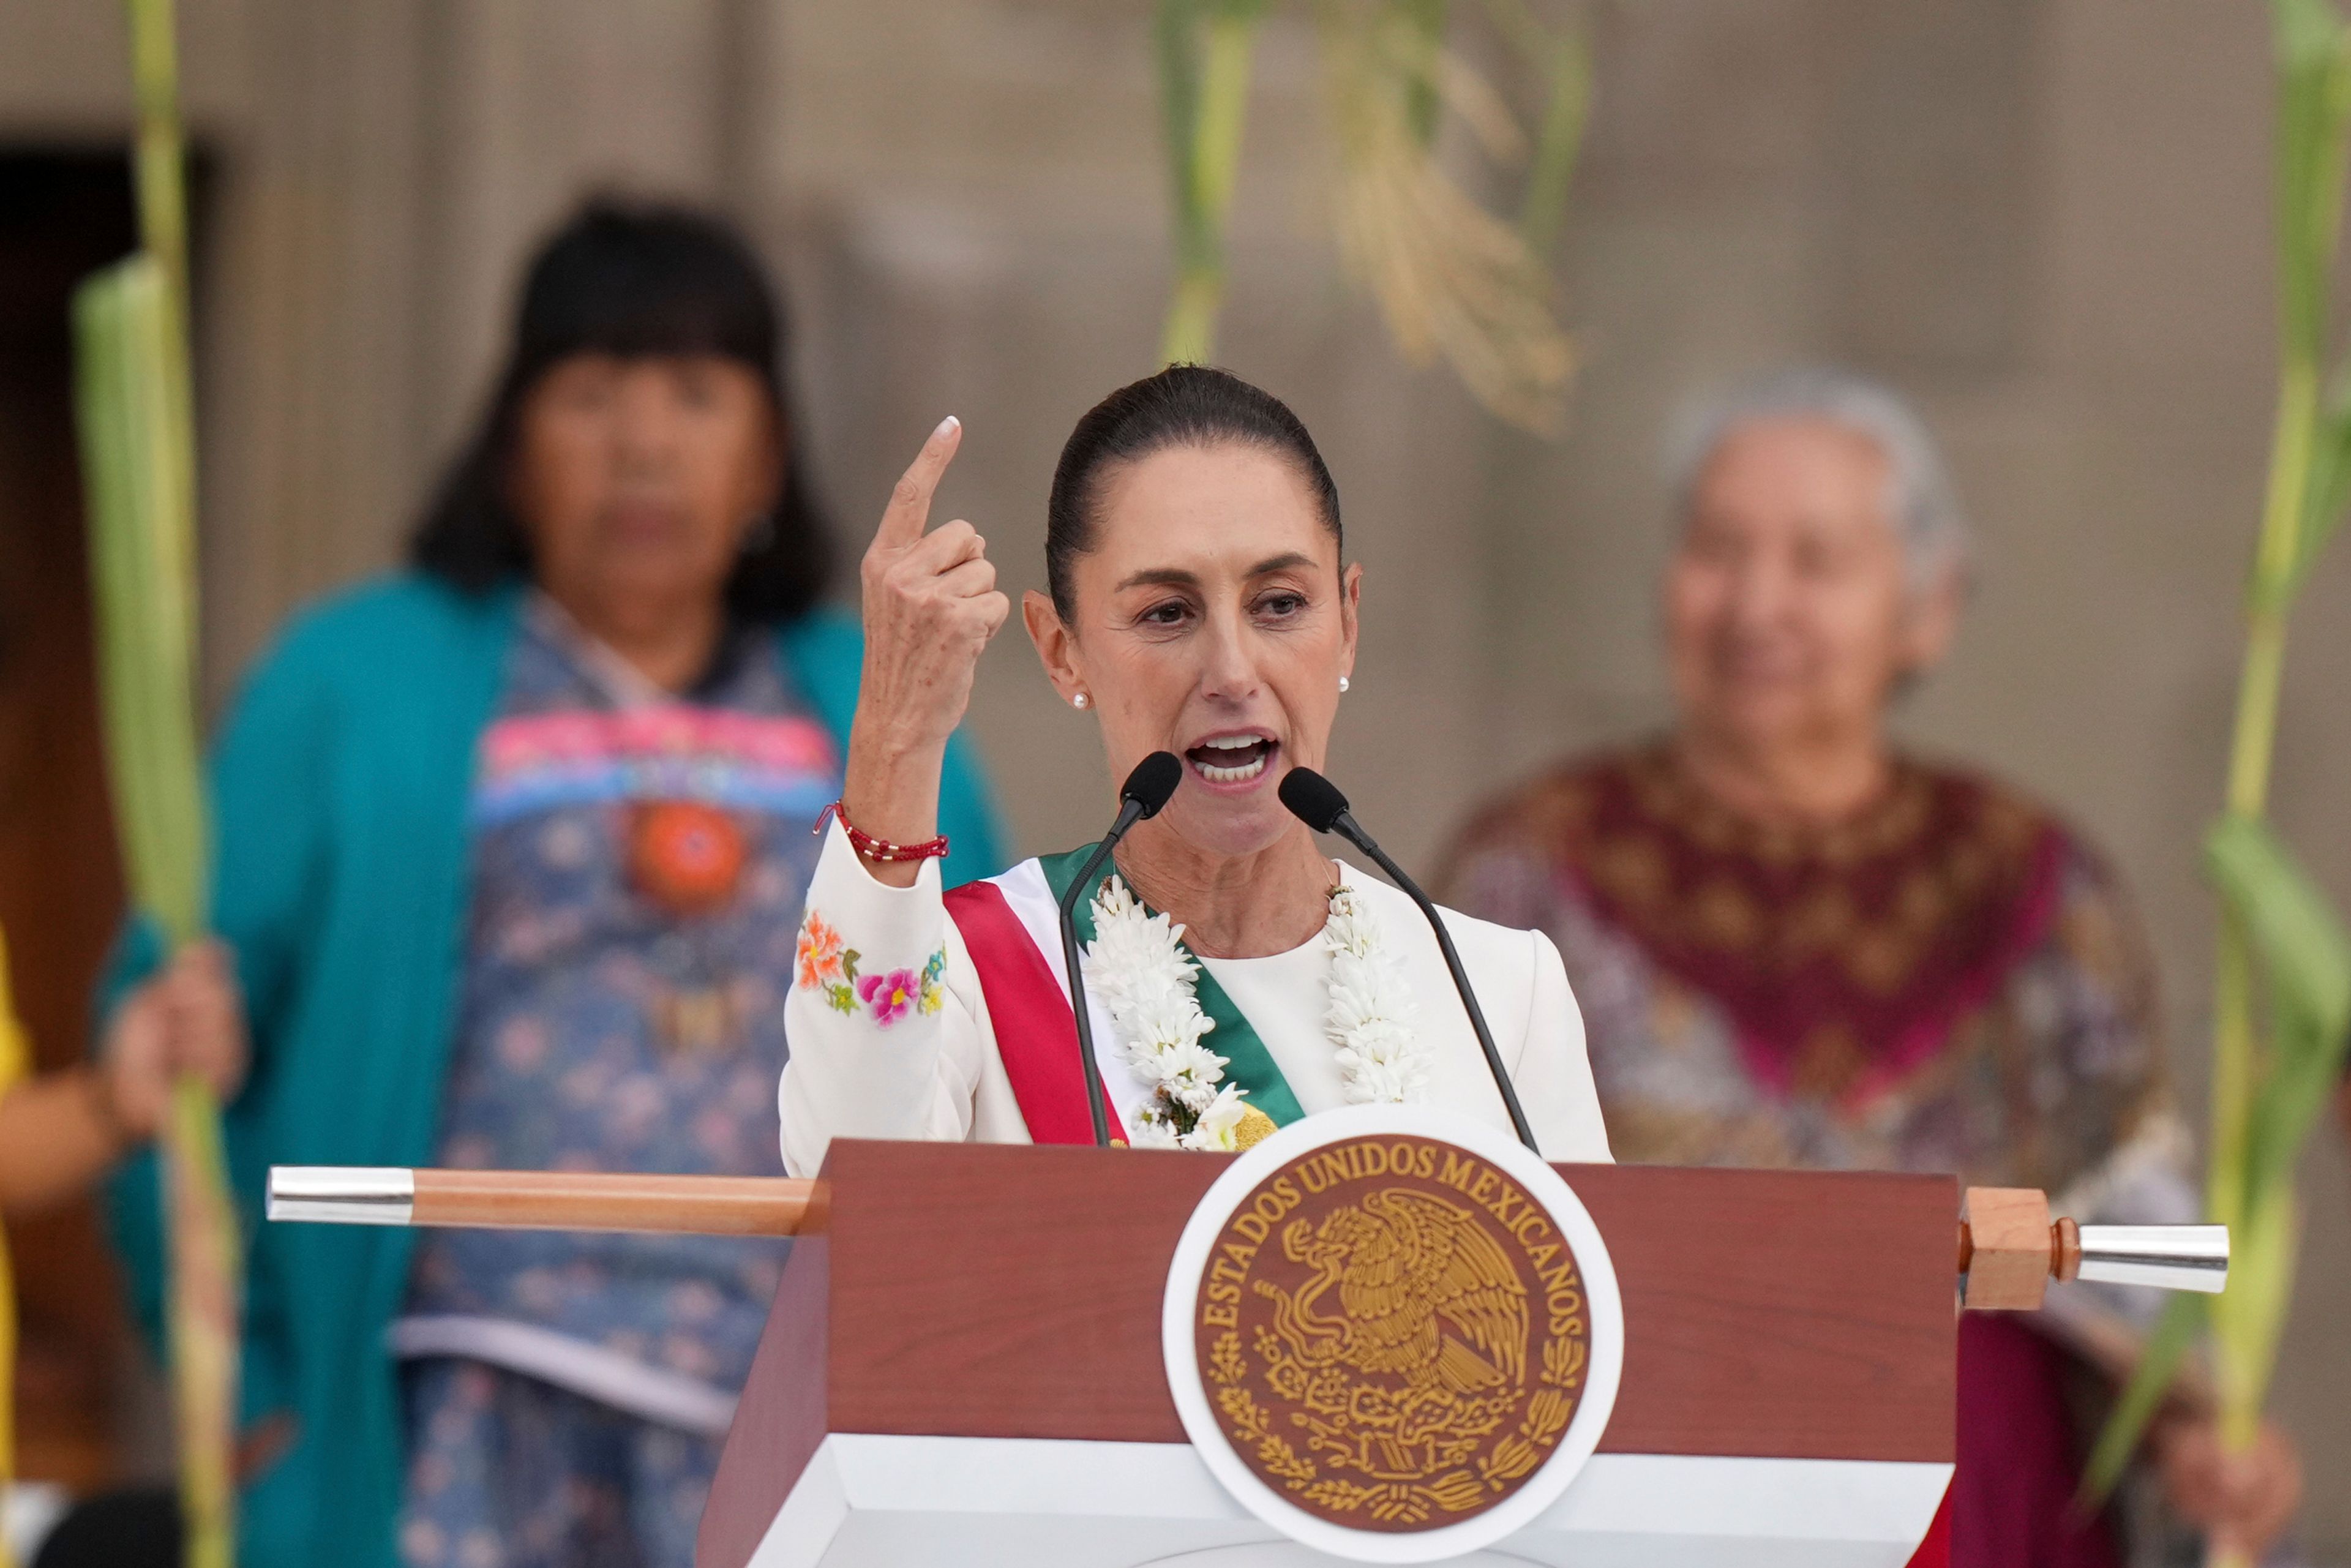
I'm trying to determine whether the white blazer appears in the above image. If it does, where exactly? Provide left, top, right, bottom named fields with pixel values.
left=778, top=821, right=1614, bottom=1177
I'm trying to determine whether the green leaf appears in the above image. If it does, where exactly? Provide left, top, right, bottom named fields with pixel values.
left=1516, top=26, right=1590, bottom=252
left=1156, top=0, right=1270, bottom=262
left=1482, top=0, right=1593, bottom=252
left=2205, top=814, right=2351, bottom=1208
left=1157, top=0, right=1209, bottom=264
left=1154, top=0, right=1264, bottom=363
left=2270, top=0, right=2351, bottom=368
left=2206, top=814, right=2351, bottom=1043
left=1395, top=0, right=1450, bottom=148
left=2287, top=364, right=2351, bottom=594
left=2081, top=1291, right=2204, bottom=1504
left=73, top=258, right=208, bottom=946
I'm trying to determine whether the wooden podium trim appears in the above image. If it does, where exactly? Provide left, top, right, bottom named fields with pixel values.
left=698, top=1142, right=1955, bottom=1568
left=408, top=1169, right=814, bottom=1235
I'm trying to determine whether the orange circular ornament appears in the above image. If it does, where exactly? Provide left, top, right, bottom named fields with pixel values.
left=628, top=800, right=748, bottom=917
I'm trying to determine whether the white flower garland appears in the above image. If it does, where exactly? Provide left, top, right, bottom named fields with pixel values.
left=1082, top=872, right=1425, bottom=1150
left=1322, top=885, right=1428, bottom=1105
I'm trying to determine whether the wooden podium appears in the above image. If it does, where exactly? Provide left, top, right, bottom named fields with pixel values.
left=695, top=1140, right=1959, bottom=1568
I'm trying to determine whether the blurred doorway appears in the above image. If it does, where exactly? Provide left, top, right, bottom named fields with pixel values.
left=0, top=149, right=138, bottom=1491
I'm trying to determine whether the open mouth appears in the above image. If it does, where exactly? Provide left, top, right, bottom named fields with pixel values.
left=1185, top=733, right=1278, bottom=786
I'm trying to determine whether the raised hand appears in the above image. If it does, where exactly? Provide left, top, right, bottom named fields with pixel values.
left=842, top=416, right=1010, bottom=882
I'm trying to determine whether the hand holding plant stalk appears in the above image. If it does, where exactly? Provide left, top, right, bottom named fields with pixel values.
left=70, top=1, right=241, bottom=1565
left=2085, top=3, right=2351, bottom=1562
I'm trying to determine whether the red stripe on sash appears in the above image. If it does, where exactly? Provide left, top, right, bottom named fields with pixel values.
left=943, top=880, right=1129, bottom=1146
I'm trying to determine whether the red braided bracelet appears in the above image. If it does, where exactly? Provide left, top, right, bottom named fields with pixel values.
left=816, top=801, right=950, bottom=863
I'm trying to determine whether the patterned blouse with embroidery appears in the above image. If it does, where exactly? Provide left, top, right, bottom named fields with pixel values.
left=1447, top=744, right=2218, bottom=1567
left=1438, top=743, right=2195, bottom=1255
left=399, top=601, right=841, bottom=1417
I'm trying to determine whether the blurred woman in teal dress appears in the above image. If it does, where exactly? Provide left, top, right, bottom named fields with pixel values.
left=1440, top=369, right=2302, bottom=1568
left=105, top=201, right=1001, bottom=1568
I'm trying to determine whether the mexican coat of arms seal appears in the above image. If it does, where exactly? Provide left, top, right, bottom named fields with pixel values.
left=1163, top=1104, right=1622, bottom=1564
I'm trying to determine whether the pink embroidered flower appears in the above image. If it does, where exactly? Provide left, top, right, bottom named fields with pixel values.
left=858, top=968, right=921, bottom=1026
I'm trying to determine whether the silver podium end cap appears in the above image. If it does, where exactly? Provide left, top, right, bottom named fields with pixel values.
left=2075, top=1223, right=2229, bottom=1294
left=268, top=1166, right=415, bottom=1226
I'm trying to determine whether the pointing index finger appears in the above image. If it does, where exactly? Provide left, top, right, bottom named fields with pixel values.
left=876, top=416, right=962, bottom=549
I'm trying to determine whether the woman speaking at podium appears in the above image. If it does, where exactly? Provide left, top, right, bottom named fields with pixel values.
left=780, top=367, right=1610, bottom=1171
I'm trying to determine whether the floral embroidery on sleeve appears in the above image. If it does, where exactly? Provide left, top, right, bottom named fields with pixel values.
left=795, top=911, right=861, bottom=1015
left=919, top=949, right=945, bottom=1015
left=796, top=911, right=943, bottom=1026
left=852, top=950, right=945, bottom=1027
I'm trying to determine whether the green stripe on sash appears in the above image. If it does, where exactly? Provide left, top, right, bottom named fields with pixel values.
left=1037, top=844, right=1307, bottom=1128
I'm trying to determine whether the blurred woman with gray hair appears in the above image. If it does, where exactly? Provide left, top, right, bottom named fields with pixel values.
left=1439, top=367, right=2301, bottom=1566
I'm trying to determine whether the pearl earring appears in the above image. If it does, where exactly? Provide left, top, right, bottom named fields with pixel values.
left=1073, top=692, right=1090, bottom=709
left=1338, top=675, right=1351, bottom=694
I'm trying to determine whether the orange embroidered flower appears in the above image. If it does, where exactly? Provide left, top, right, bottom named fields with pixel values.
left=796, top=912, right=847, bottom=989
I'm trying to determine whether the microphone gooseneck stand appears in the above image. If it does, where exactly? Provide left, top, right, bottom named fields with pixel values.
left=1279, top=767, right=1540, bottom=1153
left=1057, top=752, right=1185, bottom=1146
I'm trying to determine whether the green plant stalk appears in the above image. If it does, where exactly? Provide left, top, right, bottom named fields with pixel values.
left=2208, top=361, right=2313, bottom=1236
left=2197, top=78, right=2336, bottom=1556
left=97, top=2, right=238, bottom=1566
left=2213, top=337, right=2314, bottom=1418
left=125, top=0, right=198, bottom=759
left=1477, top=0, right=1593, bottom=253
left=129, top=0, right=191, bottom=304
left=2212, top=1185, right=2300, bottom=1452
left=2080, top=1292, right=2205, bottom=1501
left=164, top=1077, right=238, bottom=1568
left=2195, top=377, right=2307, bottom=1568
left=2205, top=921, right=2256, bottom=1242
left=77, top=258, right=238, bottom=1568
left=1160, top=12, right=1260, bottom=364
left=77, top=255, right=238, bottom=1568
left=2108, top=12, right=2351, bottom=1559
left=2088, top=21, right=2349, bottom=1526
left=1515, top=28, right=1590, bottom=252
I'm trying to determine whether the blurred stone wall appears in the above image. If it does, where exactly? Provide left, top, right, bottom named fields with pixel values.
left=1, top=0, right=2345, bottom=1549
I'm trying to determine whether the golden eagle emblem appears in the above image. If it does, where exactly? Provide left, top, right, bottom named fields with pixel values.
left=1262, top=1187, right=1529, bottom=1397
left=1194, top=1136, right=1593, bottom=1532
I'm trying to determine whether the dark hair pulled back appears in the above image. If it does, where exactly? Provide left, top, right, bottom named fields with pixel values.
left=1044, top=365, right=1341, bottom=618
left=410, top=197, right=833, bottom=621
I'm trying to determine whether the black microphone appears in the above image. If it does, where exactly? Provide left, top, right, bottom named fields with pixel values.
left=1059, top=752, right=1185, bottom=1146
left=1279, top=767, right=1539, bottom=1152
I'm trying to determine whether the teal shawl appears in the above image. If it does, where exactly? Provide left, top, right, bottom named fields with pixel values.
left=103, top=572, right=1002, bottom=1568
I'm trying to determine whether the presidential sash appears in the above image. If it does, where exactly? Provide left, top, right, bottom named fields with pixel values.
left=942, top=846, right=1305, bottom=1145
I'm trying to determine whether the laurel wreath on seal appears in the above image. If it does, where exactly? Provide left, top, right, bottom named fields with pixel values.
left=1475, top=1332, right=1587, bottom=1490
left=1204, top=1318, right=1587, bottom=1526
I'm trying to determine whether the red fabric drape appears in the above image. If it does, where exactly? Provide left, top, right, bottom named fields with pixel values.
left=1906, top=1315, right=2122, bottom=1568
left=944, top=879, right=1129, bottom=1146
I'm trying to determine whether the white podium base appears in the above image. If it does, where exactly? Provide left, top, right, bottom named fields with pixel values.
left=746, top=1435, right=1949, bottom=1568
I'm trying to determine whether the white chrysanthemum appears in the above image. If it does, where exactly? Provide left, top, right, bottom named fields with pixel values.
left=1089, top=873, right=1232, bottom=1130
left=1324, top=887, right=1379, bottom=957
left=1128, top=1105, right=1182, bottom=1149
left=1179, top=1084, right=1251, bottom=1151
left=1322, top=885, right=1425, bottom=1105
left=1157, top=1039, right=1230, bottom=1109
left=1085, top=869, right=1427, bottom=1141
